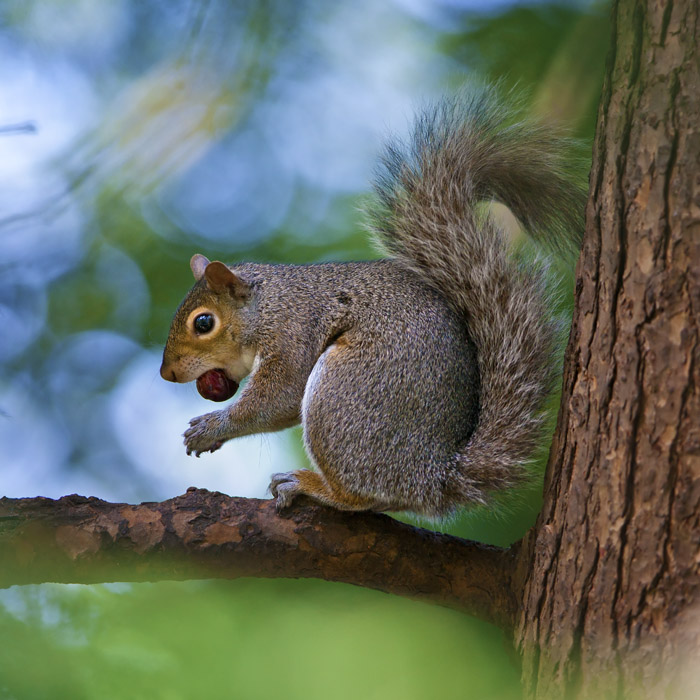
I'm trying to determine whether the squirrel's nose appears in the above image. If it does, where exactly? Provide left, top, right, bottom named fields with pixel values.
left=160, top=363, right=178, bottom=382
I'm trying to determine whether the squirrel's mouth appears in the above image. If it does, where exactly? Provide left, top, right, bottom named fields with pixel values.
left=196, top=368, right=239, bottom=402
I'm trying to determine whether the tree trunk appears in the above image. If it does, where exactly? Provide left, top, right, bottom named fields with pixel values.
left=515, top=0, right=700, bottom=697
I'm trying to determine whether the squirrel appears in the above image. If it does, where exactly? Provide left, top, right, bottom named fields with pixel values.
left=160, top=86, right=586, bottom=517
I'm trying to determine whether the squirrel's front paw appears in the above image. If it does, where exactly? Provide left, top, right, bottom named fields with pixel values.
left=183, top=411, right=228, bottom=457
left=269, top=472, right=301, bottom=510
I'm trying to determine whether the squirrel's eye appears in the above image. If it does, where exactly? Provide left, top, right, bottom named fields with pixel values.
left=193, top=313, right=215, bottom=334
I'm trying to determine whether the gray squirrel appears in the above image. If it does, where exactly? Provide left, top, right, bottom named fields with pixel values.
left=160, top=86, right=586, bottom=517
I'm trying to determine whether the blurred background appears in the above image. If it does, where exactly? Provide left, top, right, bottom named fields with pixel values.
left=0, top=0, right=608, bottom=697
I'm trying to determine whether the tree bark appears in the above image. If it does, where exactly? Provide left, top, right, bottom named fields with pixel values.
left=0, top=488, right=519, bottom=630
left=515, top=0, right=700, bottom=697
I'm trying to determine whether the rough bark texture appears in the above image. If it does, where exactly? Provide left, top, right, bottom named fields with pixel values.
left=516, top=0, right=700, bottom=697
left=0, top=488, right=519, bottom=630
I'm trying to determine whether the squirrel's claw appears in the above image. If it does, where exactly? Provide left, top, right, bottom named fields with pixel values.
left=183, top=411, right=227, bottom=456
left=269, top=472, right=301, bottom=511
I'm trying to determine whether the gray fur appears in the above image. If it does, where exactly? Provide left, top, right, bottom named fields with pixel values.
left=161, top=87, right=585, bottom=517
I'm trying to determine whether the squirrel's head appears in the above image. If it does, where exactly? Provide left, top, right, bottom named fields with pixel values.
left=160, top=254, right=256, bottom=400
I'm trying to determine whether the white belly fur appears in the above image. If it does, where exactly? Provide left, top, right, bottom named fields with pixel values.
left=301, top=345, right=331, bottom=426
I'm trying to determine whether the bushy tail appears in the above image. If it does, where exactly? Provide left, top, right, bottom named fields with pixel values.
left=369, top=86, right=587, bottom=504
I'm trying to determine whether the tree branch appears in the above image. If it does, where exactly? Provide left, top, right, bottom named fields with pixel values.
left=0, top=488, right=520, bottom=629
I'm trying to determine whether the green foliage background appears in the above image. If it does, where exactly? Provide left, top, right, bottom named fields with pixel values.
left=0, top=1, right=609, bottom=697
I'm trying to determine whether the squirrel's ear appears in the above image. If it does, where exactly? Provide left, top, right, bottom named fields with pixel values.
left=204, top=261, right=250, bottom=302
left=190, top=254, right=211, bottom=281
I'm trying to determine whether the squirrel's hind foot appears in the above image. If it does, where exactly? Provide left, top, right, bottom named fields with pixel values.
left=268, top=469, right=383, bottom=513
left=269, top=472, right=302, bottom=510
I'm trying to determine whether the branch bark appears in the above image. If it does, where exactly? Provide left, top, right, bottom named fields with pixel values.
left=0, top=488, right=520, bottom=630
